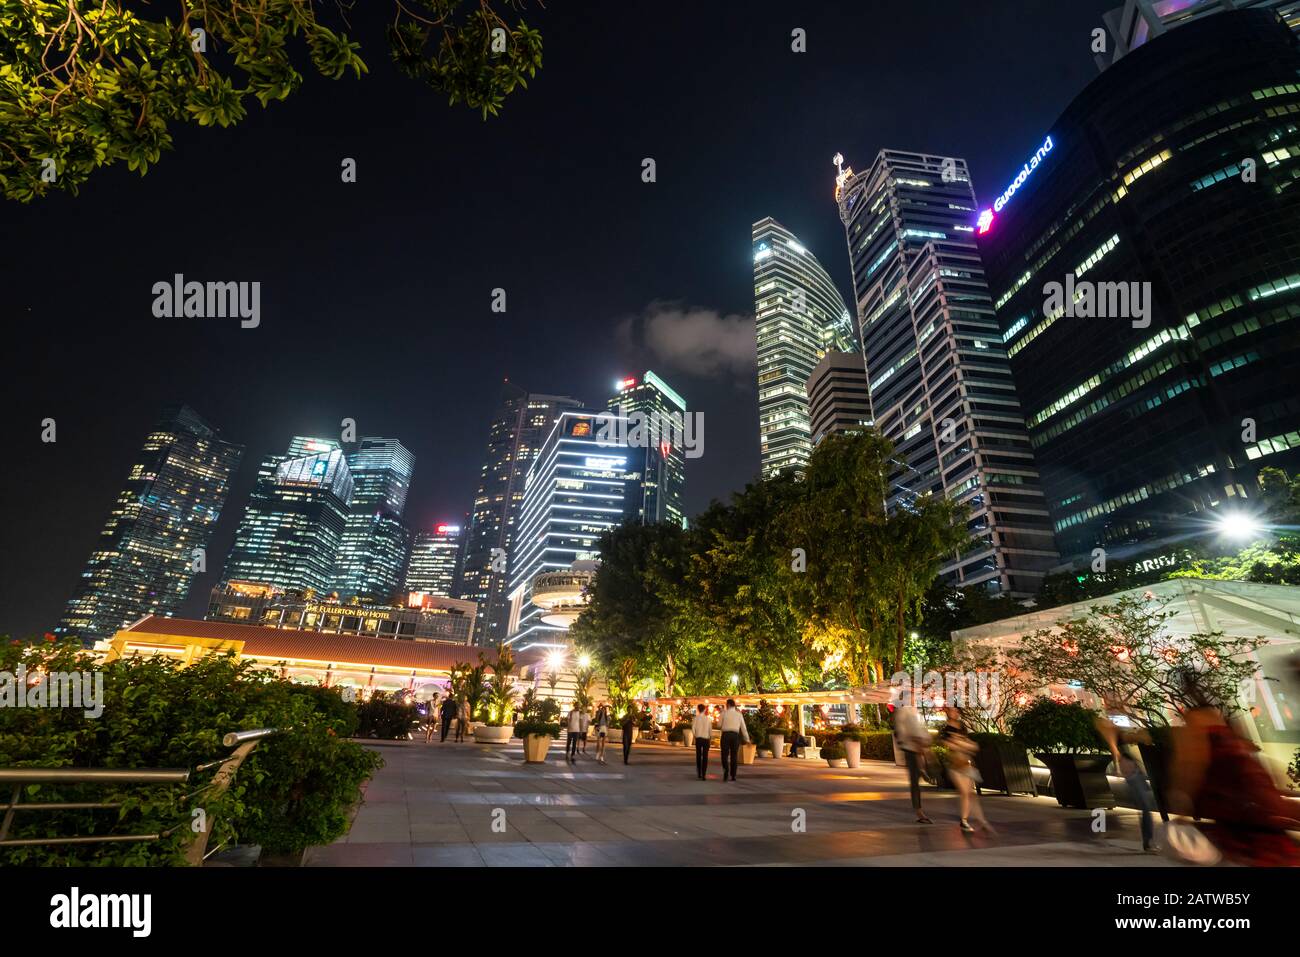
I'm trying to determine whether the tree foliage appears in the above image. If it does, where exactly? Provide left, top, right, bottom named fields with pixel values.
left=0, top=0, right=542, bottom=201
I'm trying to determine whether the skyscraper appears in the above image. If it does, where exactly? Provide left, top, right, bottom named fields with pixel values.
left=404, top=523, right=464, bottom=597
left=505, top=409, right=648, bottom=649
left=58, top=405, right=244, bottom=643
left=459, top=383, right=584, bottom=645
left=833, top=150, right=1059, bottom=595
left=752, top=217, right=856, bottom=479
left=221, top=438, right=354, bottom=594
left=333, top=437, right=414, bottom=602
left=979, top=9, right=1300, bottom=564
left=806, top=351, right=872, bottom=446
left=1096, top=0, right=1300, bottom=70
left=607, top=370, right=689, bottom=527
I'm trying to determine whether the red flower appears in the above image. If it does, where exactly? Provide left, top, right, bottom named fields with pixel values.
left=43, top=633, right=56, bottom=642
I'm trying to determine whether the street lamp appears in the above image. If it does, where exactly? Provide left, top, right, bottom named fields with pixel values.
left=577, top=653, right=591, bottom=669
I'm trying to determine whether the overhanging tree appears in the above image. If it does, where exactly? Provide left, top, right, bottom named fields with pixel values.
left=1, top=0, right=543, bottom=201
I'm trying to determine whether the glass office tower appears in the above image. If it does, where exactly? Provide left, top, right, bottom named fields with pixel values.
left=222, top=438, right=355, bottom=594
left=459, top=383, right=584, bottom=645
left=333, top=437, right=414, bottom=602
left=607, top=370, right=688, bottom=528
left=404, top=523, right=464, bottom=598
left=834, top=150, right=1059, bottom=595
left=752, top=216, right=856, bottom=479
left=979, top=9, right=1300, bottom=564
left=505, top=409, right=647, bottom=649
left=58, top=404, right=244, bottom=643
left=1097, top=0, right=1300, bottom=70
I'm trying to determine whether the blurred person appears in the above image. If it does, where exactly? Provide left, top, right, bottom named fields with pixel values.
left=1168, top=671, right=1300, bottom=866
left=1095, top=703, right=1158, bottom=852
left=566, top=704, right=583, bottom=763
left=939, top=707, right=989, bottom=833
left=454, top=695, right=469, bottom=743
left=594, top=702, right=610, bottom=764
left=893, top=695, right=934, bottom=824
left=692, top=703, right=713, bottom=779
left=578, top=705, right=590, bottom=754
left=439, top=693, right=457, bottom=743
left=621, top=707, right=637, bottom=765
left=719, top=699, right=750, bottom=782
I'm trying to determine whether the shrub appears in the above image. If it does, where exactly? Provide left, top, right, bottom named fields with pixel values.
left=513, top=719, right=561, bottom=739
left=743, top=711, right=767, bottom=748
left=667, top=727, right=684, bottom=742
left=821, top=740, right=847, bottom=761
left=356, top=693, right=419, bottom=739
left=1009, top=698, right=1108, bottom=755
left=0, top=638, right=381, bottom=865
left=860, top=731, right=896, bottom=761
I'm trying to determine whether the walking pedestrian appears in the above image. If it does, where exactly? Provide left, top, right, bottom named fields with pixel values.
left=578, top=706, right=590, bottom=754
left=454, top=695, right=469, bottom=743
left=621, top=707, right=636, bottom=765
left=718, top=699, right=749, bottom=782
left=1095, top=703, right=1158, bottom=852
left=424, top=697, right=438, bottom=743
left=692, top=703, right=713, bottom=779
left=594, top=702, right=610, bottom=764
left=566, top=704, right=583, bottom=763
left=939, top=707, right=989, bottom=833
left=439, top=694, right=457, bottom=743
left=893, top=695, right=934, bottom=823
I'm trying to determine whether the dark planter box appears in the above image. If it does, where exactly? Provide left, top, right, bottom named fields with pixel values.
left=1037, top=753, right=1115, bottom=809
left=972, top=734, right=1037, bottom=797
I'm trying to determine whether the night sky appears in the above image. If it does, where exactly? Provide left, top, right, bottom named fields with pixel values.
left=2, top=0, right=1117, bottom=638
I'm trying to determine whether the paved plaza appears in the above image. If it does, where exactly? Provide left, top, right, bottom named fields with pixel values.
left=304, top=736, right=1183, bottom=867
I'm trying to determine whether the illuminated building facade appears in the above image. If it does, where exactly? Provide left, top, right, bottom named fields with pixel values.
left=221, top=438, right=354, bottom=594
left=404, top=523, right=464, bottom=597
left=333, top=437, right=414, bottom=602
left=806, top=351, right=873, bottom=446
left=752, top=216, right=856, bottom=478
left=505, top=410, right=646, bottom=649
left=607, top=370, right=688, bottom=527
left=458, top=384, right=584, bottom=645
left=207, top=581, right=476, bottom=643
left=1097, top=0, right=1300, bottom=70
left=834, top=150, right=1058, bottom=594
left=57, top=405, right=244, bottom=644
left=979, top=10, right=1300, bottom=563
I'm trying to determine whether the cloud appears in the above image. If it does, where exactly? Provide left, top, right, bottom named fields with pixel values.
left=617, top=301, right=756, bottom=378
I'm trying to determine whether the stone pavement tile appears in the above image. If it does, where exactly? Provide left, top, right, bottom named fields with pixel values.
left=411, top=844, right=486, bottom=867
left=409, top=821, right=472, bottom=843
left=306, top=843, right=415, bottom=867
left=529, top=842, right=620, bottom=866
left=477, top=843, right=556, bottom=867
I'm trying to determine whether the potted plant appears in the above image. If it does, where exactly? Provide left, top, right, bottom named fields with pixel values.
left=767, top=720, right=791, bottom=759
left=970, top=731, right=1037, bottom=797
left=475, top=643, right=517, bottom=743
left=821, top=739, right=847, bottom=768
left=740, top=712, right=764, bottom=764
left=514, top=696, right=562, bottom=763
left=1010, top=699, right=1114, bottom=809
left=839, top=724, right=866, bottom=768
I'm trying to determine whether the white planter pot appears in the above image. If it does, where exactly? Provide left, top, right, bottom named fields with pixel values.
left=826, top=758, right=847, bottom=768
left=683, top=729, right=695, bottom=747
left=739, top=743, right=757, bottom=765
left=844, top=739, right=861, bottom=768
left=474, top=724, right=512, bottom=743
left=768, top=734, right=785, bottom=758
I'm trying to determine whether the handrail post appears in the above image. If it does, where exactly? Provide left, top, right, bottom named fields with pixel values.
left=184, top=729, right=278, bottom=866
left=0, top=785, right=20, bottom=843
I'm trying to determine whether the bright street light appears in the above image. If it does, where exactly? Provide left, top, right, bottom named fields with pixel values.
left=729, top=673, right=738, bottom=685
left=547, top=650, right=565, bottom=671
left=577, top=653, right=591, bottom=669
left=1214, top=511, right=1264, bottom=541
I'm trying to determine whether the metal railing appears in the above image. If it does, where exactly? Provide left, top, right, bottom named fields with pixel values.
left=0, top=727, right=279, bottom=864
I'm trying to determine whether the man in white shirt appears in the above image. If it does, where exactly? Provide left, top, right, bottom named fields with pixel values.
left=893, top=692, right=934, bottom=823
left=566, top=705, right=583, bottom=763
left=691, top=704, right=714, bottom=779
left=577, top=706, right=591, bottom=754
left=718, top=699, right=750, bottom=782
